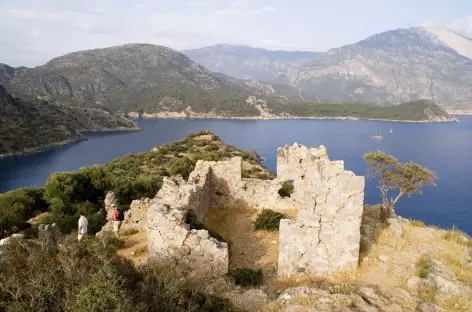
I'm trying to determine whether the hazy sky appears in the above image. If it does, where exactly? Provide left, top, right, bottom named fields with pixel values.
left=1, top=0, right=471, bottom=67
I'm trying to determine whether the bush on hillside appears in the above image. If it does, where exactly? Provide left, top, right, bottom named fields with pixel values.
left=169, top=157, right=196, bottom=180
left=229, top=268, right=263, bottom=286
left=278, top=180, right=294, bottom=198
left=253, top=209, right=285, bottom=231
left=0, top=236, right=236, bottom=312
left=0, top=187, right=48, bottom=238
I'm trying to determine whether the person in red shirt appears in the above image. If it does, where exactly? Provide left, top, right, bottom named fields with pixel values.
left=112, top=205, right=121, bottom=238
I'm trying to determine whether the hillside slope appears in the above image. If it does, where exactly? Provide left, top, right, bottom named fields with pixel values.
left=183, top=44, right=321, bottom=82
left=0, top=85, right=138, bottom=157
left=183, top=27, right=472, bottom=109
left=0, top=44, right=301, bottom=116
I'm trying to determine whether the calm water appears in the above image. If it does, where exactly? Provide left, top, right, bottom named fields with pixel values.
left=1, top=117, right=472, bottom=233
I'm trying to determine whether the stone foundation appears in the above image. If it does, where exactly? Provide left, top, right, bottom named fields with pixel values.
left=146, top=143, right=365, bottom=278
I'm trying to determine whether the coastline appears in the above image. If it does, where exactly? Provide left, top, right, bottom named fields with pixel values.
left=129, top=111, right=458, bottom=124
left=0, top=127, right=141, bottom=159
left=448, top=110, right=472, bottom=115
left=0, top=137, right=86, bottom=159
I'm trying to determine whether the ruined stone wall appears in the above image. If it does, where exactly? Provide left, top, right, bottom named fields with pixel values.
left=146, top=143, right=365, bottom=279
left=276, top=143, right=365, bottom=277
left=205, top=157, right=298, bottom=211
left=147, top=172, right=228, bottom=278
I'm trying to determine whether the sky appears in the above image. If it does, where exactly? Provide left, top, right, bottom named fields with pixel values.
left=1, top=0, right=472, bottom=67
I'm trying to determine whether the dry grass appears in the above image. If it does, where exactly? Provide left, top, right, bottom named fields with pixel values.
left=409, top=219, right=425, bottom=227
left=442, top=228, right=472, bottom=246
left=415, top=255, right=432, bottom=278
left=434, top=251, right=472, bottom=286
left=121, top=228, right=139, bottom=237
left=255, top=220, right=472, bottom=312
left=418, top=284, right=437, bottom=304
left=204, top=206, right=280, bottom=282
left=439, top=295, right=472, bottom=312
left=117, top=230, right=148, bottom=266
left=266, top=276, right=325, bottom=295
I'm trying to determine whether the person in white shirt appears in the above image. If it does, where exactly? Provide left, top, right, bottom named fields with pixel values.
left=78, top=215, right=88, bottom=241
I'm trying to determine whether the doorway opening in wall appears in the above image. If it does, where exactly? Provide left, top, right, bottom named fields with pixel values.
left=203, top=206, right=297, bottom=284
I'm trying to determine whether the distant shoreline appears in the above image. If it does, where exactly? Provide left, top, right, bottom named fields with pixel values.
left=0, top=127, right=140, bottom=159
left=0, top=137, right=86, bottom=159
left=128, top=112, right=458, bottom=124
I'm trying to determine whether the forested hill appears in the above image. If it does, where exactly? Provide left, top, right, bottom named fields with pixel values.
left=268, top=99, right=457, bottom=122
left=0, top=85, right=138, bottom=157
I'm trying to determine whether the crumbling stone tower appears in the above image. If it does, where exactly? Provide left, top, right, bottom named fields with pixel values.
left=146, top=143, right=365, bottom=278
left=276, top=143, right=365, bottom=276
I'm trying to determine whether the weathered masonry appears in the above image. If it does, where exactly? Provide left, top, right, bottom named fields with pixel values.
left=146, top=143, right=365, bottom=278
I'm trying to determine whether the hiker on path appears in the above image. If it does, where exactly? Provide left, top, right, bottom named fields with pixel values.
left=112, top=205, right=122, bottom=238
left=78, top=215, right=88, bottom=241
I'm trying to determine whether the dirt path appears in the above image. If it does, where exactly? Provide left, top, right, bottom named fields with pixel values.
left=117, top=230, right=148, bottom=266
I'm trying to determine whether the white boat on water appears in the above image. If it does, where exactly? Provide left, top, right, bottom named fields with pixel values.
left=371, top=134, right=383, bottom=140
left=389, top=129, right=393, bottom=133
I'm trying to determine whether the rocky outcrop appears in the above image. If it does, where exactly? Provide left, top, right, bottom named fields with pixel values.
left=104, top=192, right=117, bottom=220
left=38, top=223, right=62, bottom=240
left=97, top=193, right=149, bottom=236
left=276, top=285, right=439, bottom=312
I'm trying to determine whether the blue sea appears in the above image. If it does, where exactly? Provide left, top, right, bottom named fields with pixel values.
left=1, top=117, right=471, bottom=234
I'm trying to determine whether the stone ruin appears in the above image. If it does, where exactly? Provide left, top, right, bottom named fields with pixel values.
left=146, top=143, right=365, bottom=278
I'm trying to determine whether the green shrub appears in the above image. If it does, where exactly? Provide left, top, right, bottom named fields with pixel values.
left=0, top=187, right=49, bottom=238
left=43, top=213, right=77, bottom=234
left=102, top=235, right=125, bottom=250
left=230, top=268, right=263, bottom=286
left=205, top=143, right=220, bottom=152
left=1, top=236, right=239, bottom=312
left=169, top=157, right=196, bottom=180
left=278, top=180, right=294, bottom=198
left=86, top=212, right=107, bottom=235
left=198, top=294, right=234, bottom=312
left=64, top=264, right=135, bottom=312
left=20, top=226, right=38, bottom=239
left=253, top=209, right=285, bottom=231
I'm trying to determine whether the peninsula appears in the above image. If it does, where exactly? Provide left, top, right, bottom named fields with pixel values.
left=0, top=85, right=139, bottom=158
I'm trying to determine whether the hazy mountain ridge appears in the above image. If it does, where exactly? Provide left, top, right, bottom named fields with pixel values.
left=0, top=84, right=138, bottom=157
left=0, top=42, right=456, bottom=122
left=0, top=44, right=303, bottom=116
left=183, top=27, right=472, bottom=109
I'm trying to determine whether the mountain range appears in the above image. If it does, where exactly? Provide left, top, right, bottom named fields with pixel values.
left=0, top=44, right=299, bottom=117
left=183, top=26, right=472, bottom=109
left=0, top=25, right=464, bottom=156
